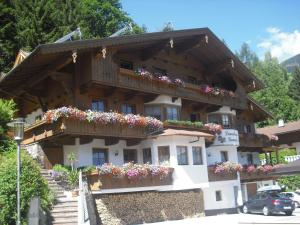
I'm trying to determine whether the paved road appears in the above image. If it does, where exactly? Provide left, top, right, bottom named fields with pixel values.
left=141, top=208, right=300, bottom=225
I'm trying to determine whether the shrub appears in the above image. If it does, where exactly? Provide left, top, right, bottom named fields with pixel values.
left=68, top=170, right=79, bottom=190
left=0, top=150, right=53, bottom=225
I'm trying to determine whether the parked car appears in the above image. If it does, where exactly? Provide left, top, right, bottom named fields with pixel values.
left=280, top=192, right=300, bottom=208
left=243, top=191, right=295, bottom=216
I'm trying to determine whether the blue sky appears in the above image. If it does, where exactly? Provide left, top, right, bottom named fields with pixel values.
left=121, top=0, right=300, bottom=62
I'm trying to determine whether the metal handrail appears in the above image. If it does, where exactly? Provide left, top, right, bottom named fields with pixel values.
left=79, top=170, right=90, bottom=224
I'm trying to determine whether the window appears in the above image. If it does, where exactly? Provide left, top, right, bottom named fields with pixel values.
left=93, top=148, right=108, bottom=166
left=192, top=147, right=203, bottom=165
left=158, top=146, right=170, bottom=165
left=177, top=146, right=188, bottom=165
left=216, top=191, right=222, bottom=201
left=92, top=100, right=105, bottom=112
left=190, top=114, right=197, bottom=122
left=208, top=114, right=220, bottom=124
left=222, top=114, right=230, bottom=127
left=246, top=125, right=252, bottom=133
left=247, top=154, right=253, bottom=164
left=120, top=60, right=133, bottom=70
left=121, top=103, right=136, bottom=114
left=220, top=151, right=228, bottom=162
left=123, top=149, right=137, bottom=163
left=143, top=148, right=152, bottom=164
left=166, top=106, right=179, bottom=120
left=145, top=105, right=162, bottom=120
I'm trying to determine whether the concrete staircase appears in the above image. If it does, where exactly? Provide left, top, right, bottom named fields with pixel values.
left=41, top=169, right=78, bottom=225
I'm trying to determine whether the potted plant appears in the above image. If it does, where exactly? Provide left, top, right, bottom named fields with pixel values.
left=68, top=170, right=79, bottom=197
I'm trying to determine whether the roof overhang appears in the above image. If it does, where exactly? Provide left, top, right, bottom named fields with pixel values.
left=0, top=28, right=264, bottom=95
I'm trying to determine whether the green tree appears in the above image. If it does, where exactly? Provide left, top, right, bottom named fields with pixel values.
left=289, top=67, right=300, bottom=102
left=0, top=0, right=18, bottom=73
left=235, top=42, right=259, bottom=68
left=0, top=0, right=144, bottom=73
left=0, top=99, right=16, bottom=152
left=0, top=150, right=53, bottom=225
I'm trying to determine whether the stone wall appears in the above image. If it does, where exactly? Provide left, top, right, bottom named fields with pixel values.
left=95, top=189, right=204, bottom=225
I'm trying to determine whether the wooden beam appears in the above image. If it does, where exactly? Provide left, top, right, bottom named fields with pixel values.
left=23, top=130, right=54, bottom=145
left=79, top=137, right=93, bottom=145
left=126, top=139, right=141, bottom=147
left=105, top=137, right=119, bottom=146
left=15, top=55, right=73, bottom=96
left=174, top=35, right=206, bottom=54
left=143, top=94, right=158, bottom=103
left=124, top=90, right=136, bottom=101
left=104, top=87, right=117, bottom=98
left=205, top=58, right=234, bottom=75
left=141, top=40, right=170, bottom=61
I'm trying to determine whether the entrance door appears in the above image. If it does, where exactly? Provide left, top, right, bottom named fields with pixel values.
left=43, top=147, right=63, bottom=169
left=246, top=183, right=258, bottom=199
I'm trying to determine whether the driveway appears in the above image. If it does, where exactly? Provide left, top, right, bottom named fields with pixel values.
left=140, top=208, right=300, bottom=225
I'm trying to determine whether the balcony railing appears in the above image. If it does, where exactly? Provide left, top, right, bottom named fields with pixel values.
left=23, top=118, right=149, bottom=145
left=98, top=68, right=247, bottom=109
left=207, top=166, right=238, bottom=182
left=240, top=171, right=278, bottom=182
left=86, top=168, right=174, bottom=191
left=285, top=155, right=300, bottom=163
left=239, top=133, right=272, bottom=147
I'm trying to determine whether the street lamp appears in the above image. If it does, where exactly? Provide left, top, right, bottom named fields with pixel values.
left=7, top=118, right=25, bottom=225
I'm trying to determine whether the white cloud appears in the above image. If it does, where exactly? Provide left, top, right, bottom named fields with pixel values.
left=257, top=27, right=300, bottom=62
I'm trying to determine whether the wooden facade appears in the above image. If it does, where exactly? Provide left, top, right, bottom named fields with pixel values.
left=0, top=28, right=274, bottom=151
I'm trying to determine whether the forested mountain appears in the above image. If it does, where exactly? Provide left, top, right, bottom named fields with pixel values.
left=236, top=44, right=300, bottom=127
left=0, top=0, right=144, bottom=74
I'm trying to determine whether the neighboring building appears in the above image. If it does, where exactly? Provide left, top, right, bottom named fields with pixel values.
left=258, top=120, right=300, bottom=159
left=281, top=54, right=300, bottom=73
left=0, top=28, right=278, bottom=222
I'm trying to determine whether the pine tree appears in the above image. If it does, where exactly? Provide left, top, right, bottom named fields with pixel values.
left=289, top=67, right=300, bottom=102
left=0, top=0, right=18, bottom=73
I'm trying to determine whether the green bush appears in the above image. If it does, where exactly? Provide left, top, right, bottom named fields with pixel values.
left=0, top=150, right=53, bottom=225
left=68, top=170, right=79, bottom=190
left=52, top=164, right=70, bottom=173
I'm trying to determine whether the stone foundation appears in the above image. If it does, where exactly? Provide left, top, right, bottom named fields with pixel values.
left=95, top=189, right=204, bottom=225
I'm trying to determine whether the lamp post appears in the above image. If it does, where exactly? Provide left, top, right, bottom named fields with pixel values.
left=7, top=118, right=25, bottom=225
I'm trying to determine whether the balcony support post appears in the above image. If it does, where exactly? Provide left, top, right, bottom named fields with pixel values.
left=275, top=149, right=279, bottom=164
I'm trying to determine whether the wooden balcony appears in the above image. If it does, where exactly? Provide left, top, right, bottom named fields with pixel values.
left=23, top=118, right=148, bottom=145
left=207, top=166, right=237, bottom=182
left=86, top=169, right=174, bottom=191
left=91, top=68, right=247, bottom=109
left=240, top=171, right=278, bottom=182
left=239, top=133, right=271, bottom=147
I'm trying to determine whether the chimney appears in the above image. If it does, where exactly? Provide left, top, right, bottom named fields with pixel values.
left=278, top=119, right=284, bottom=127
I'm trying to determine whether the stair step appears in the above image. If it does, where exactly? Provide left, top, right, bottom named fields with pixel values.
left=51, top=211, right=78, bottom=218
left=51, top=207, right=78, bottom=213
left=51, top=218, right=78, bottom=224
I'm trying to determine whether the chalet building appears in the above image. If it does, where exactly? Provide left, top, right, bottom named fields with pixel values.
left=0, top=28, right=279, bottom=222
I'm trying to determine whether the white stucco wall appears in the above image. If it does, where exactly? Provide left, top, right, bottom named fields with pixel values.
left=25, top=108, right=43, bottom=125
left=144, top=95, right=182, bottom=106
left=292, top=142, right=300, bottom=155
left=206, top=145, right=238, bottom=165
left=238, top=152, right=261, bottom=165
left=203, top=180, right=240, bottom=210
left=63, top=134, right=209, bottom=191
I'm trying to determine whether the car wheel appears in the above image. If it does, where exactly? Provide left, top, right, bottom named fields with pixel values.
left=263, top=206, right=270, bottom=216
left=243, top=205, right=249, bottom=214
left=285, top=211, right=293, bottom=216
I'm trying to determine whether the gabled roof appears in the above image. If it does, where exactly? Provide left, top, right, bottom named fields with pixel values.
left=0, top=27, right=264, bottom=94
left=247, top=96, right=274, bottom=122
left=13, top=49, right=31, bottom=68
left=257, top=120, right=300, bottom=136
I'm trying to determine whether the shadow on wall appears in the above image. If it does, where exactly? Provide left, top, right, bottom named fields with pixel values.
left=95, top=189, right=204, bottom=225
